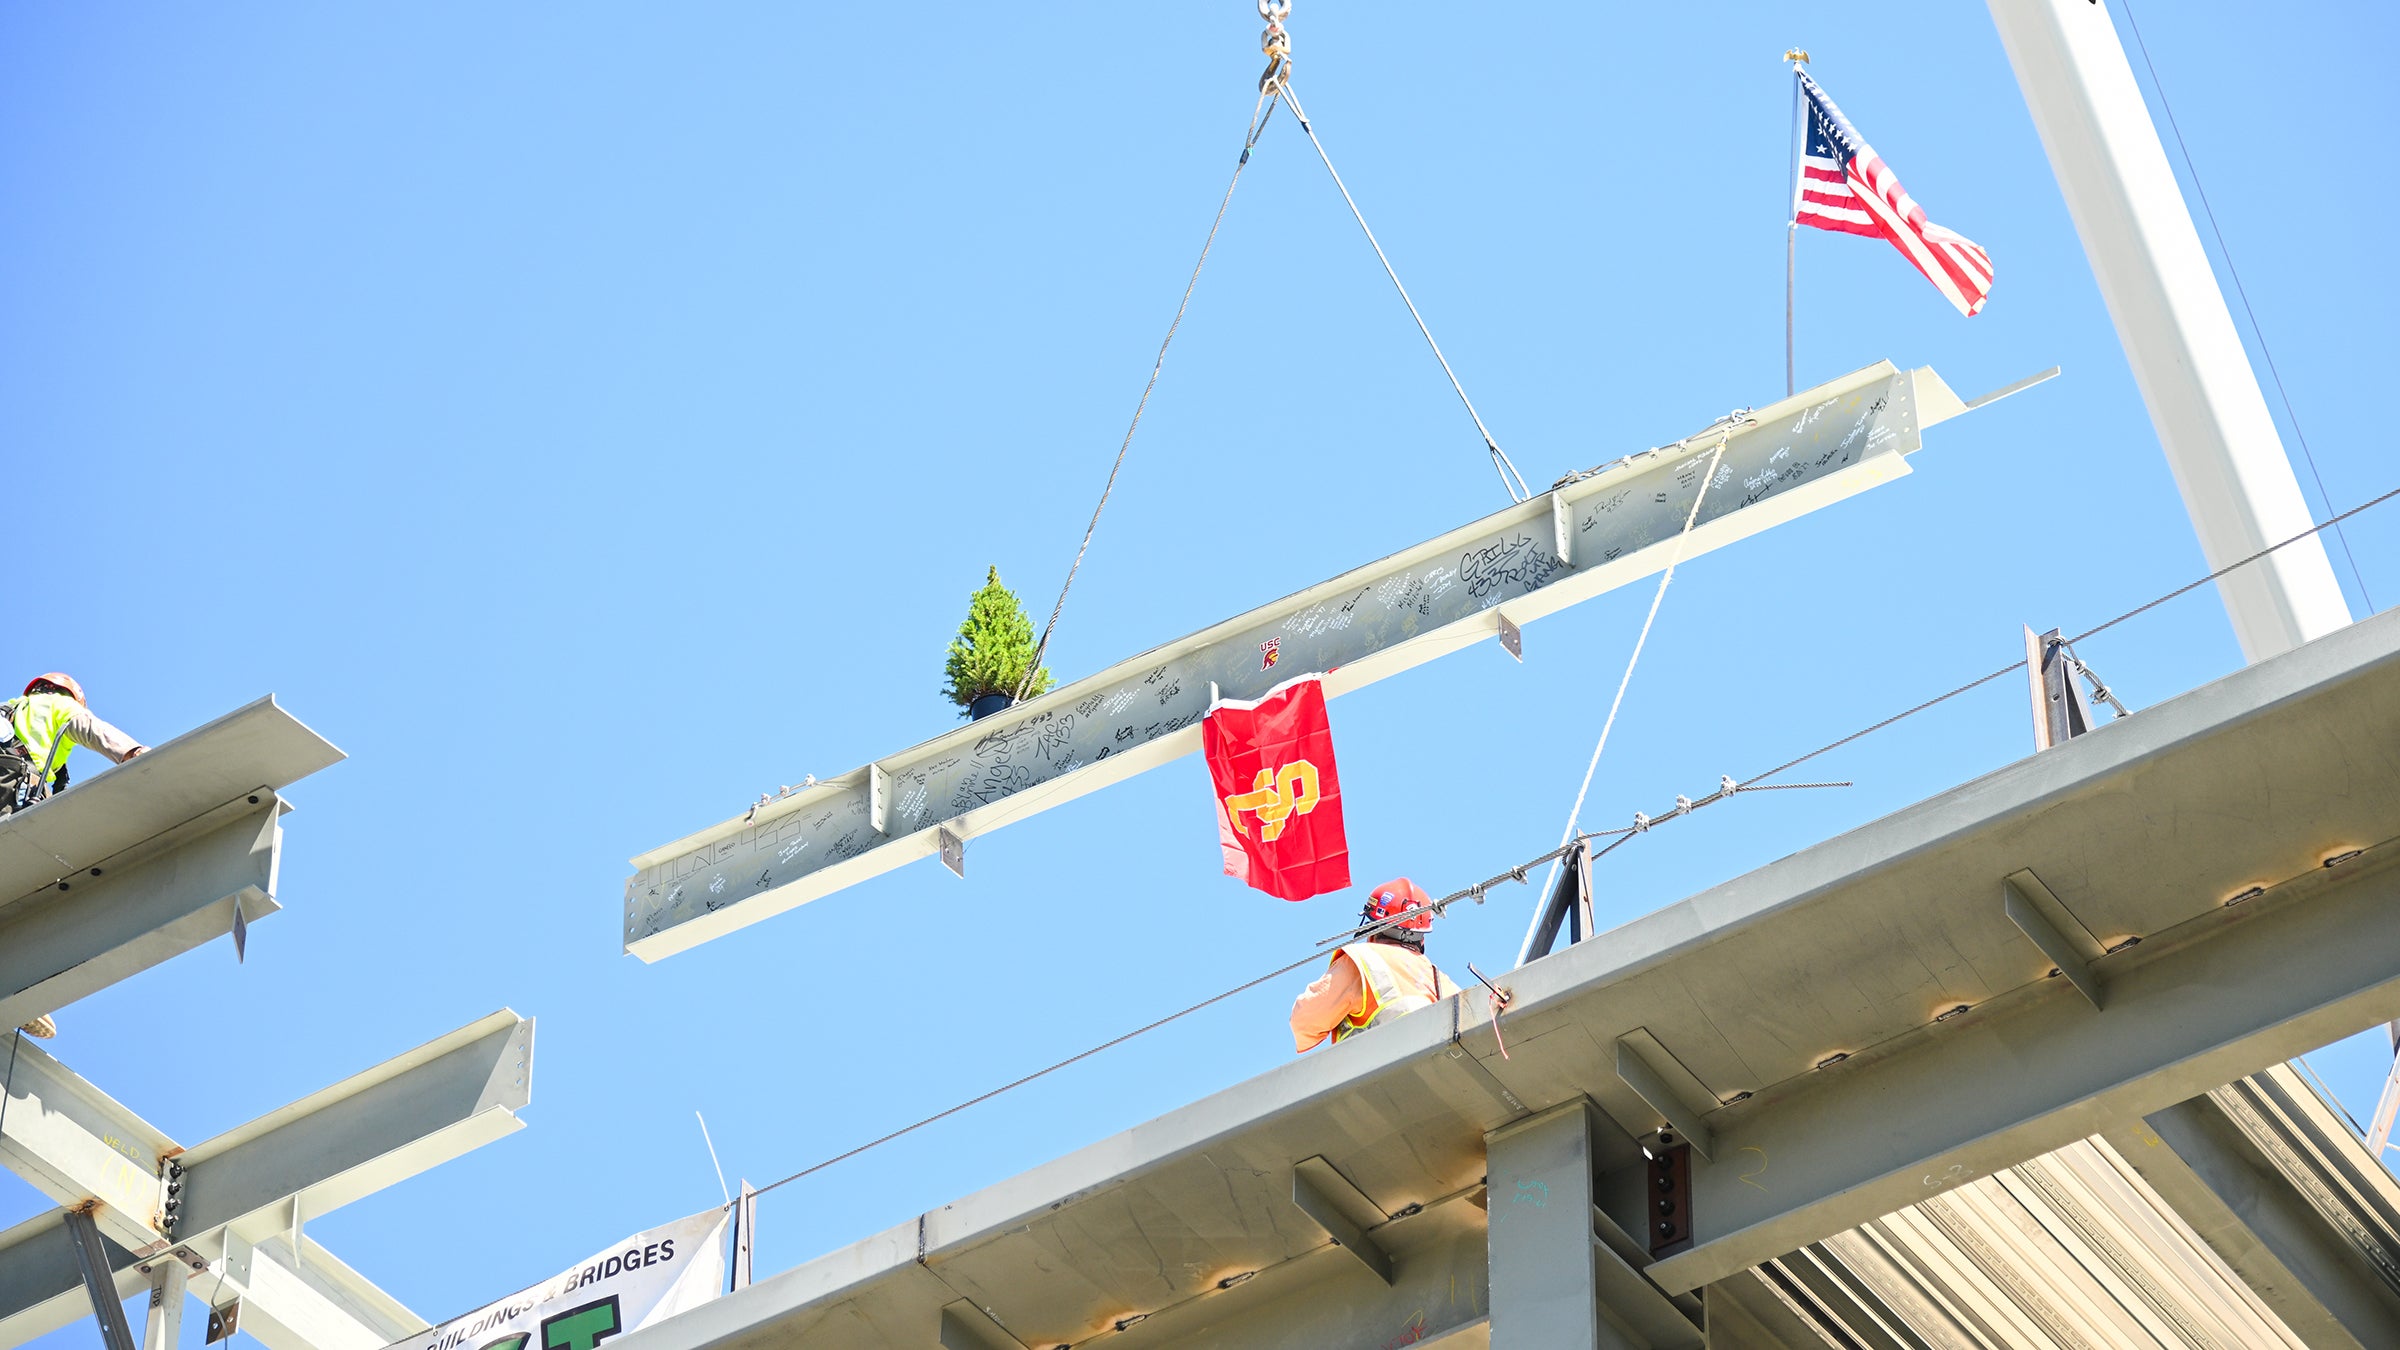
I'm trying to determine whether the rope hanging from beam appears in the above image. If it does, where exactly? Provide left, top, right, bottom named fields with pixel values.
left=1517, top=416, right=1743, bottom=963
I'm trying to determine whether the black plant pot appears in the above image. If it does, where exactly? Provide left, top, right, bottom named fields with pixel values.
left=968, top=692, right=1014, bottom=721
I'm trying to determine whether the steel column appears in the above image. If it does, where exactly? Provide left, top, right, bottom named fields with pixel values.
left=0, top=1211, right=140, bottom=1350
left=138, top=1260, right=184, bottom=1350
left=1519, top=842, right=1591, bottom=964
left=1985, top=0, right=2350, bottom=662
left=1486, top=1100, right=1700, bottom=1350
left=1488, top=1102, right=1607, bottom=1348
left=731, top=1184, right=754, bottom=1294
left=59, top=1211, right=135, bottom=1350
left=2022, top=626, right=2096, bottom=751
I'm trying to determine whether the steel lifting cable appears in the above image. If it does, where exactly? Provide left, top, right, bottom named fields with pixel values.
left=1277, top=81, right=1531, bottom=503
left=1022, top=1, right=1532, bottom=693
left=1015, top=83, right=1284, bottom=700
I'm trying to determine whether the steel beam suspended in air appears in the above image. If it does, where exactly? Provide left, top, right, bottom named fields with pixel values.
left=0, top=696, right=343, bottom=1031
left=0, top=1011, right=531, bottom=1349
left=627, top=359, right=2044, bottom=959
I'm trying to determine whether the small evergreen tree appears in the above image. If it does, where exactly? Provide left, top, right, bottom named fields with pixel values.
left=943, top=566, right=1053, bottom=715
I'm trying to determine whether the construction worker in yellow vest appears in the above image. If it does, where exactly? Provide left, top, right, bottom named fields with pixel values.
left=1289, top=878, right=1461, bottom=1053
left=5, top=672, right=147, bottom=1041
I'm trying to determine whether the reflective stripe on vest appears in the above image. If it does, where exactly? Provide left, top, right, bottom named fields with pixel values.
left=2, top=694, right=79, bottom=780
left=1329, top=942, right=1447, bottom=1043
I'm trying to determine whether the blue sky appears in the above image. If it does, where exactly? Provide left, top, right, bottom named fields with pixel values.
left=6, top=1, right=2398, bottom=1341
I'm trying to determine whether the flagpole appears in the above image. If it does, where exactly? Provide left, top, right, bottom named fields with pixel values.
left=1784, top=50, right=1809, bottom=399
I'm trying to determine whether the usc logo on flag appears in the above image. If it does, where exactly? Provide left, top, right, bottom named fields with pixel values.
left=1225, top=760, right=1320, bottom=842
left=1202, top=675, right=1350, bottom=902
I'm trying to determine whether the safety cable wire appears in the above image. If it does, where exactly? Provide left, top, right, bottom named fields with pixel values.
left=2115, top=0, right=2374, bottom=612
left=1277, top=83, right=1531, bottom=504
left=739, top=481, right=2400, bottom=1210
left=746, top=943, right=1327, bottom=1203
left=1518, top=426, right=1737, bottom=962
left=1017, top=91, right=1282, bottom=700
left=1340, top=777, right=1854, bottom=949
left=2058, top=483, right=2400, bottom=649
left=1740, top=480, right=2400, bottom=791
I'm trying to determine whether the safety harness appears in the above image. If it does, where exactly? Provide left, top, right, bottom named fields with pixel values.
left=1, top=697, right=72, bottom=811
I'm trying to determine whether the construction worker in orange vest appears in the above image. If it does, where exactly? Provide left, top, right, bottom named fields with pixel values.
left=1290, top=878, right=1461, bottom=1053
left=5, top=672, right=147, bottom=1041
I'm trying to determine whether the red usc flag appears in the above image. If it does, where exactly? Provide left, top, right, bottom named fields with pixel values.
left=1203, top=675, right=1351, bottom=901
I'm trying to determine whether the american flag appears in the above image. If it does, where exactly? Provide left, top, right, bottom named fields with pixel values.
left=1795, top=69, right=1993, bottom=317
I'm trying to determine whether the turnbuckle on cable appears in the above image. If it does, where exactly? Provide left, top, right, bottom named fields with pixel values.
left=1258, top=0, right=1292, bottom=94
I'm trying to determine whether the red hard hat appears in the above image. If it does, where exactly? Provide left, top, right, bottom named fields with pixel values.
left=25, top=673, right=84, bottom=704
left=1366, top=878, right=1436, bottom=931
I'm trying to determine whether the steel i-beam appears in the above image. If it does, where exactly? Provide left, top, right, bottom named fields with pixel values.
left=202, top=1235, right=423, bottom=1350
left=138, top=1257, right=186, bottom=1350
left=0, top=1013, right=530, bottom=1349
left=627, top=361, right=2049, bottom=959
left=0, top=1037, right=178, bottom=1255
left=60, top=1210, right=136, bottom=1350
left=1644, top=844, right=2400, bottom=1295
left=2105, top=1069, right=2400, bottom=1349
left=0, top=798, right=286, bottom=1055
left=0, top=695, right=343, bottom=1031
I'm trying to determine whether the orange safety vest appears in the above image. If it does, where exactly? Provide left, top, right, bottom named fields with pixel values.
left=1329, top=942, right=1457, bottom=1043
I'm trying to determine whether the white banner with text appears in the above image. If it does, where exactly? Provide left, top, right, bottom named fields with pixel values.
left=389, top=1208, right=729, bottom=1350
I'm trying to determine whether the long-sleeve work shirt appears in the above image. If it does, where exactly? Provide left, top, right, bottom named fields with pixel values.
left=4, top=693, right=144, bottom=768
left=1288, top=945, right=1456, bottom=1053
